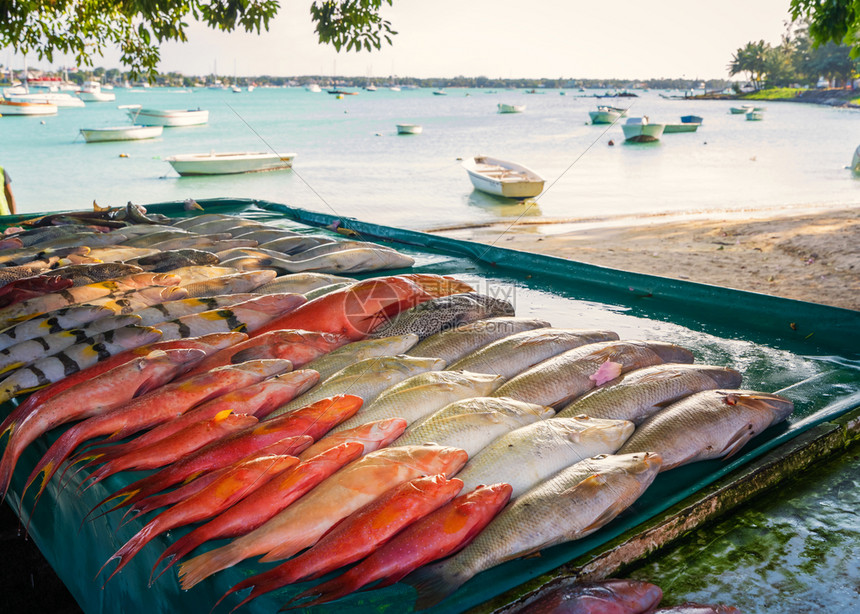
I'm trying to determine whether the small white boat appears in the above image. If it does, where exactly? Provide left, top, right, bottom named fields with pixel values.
left=730, top=104, right=753, bottom=114
left=78, top=81, right=116, bottom=102
left=621, top=117, right=665, bottom=142
left=497, top=103, right=525, bottom=114
left=122, top=105, right=209, bottom=127
left=80, top=125, right=163, bottom=143
left=165, top=151, right=296, bottom=176
left=745, top=110, right=765, bottom=121
left=662, top=122, right=699, bottom=133
left=396, top=124, right=423, bottom=135
left=247, top=85, right=255, bottom=92
left=365, top=84, right=378, bottom=91
left=6, top=92, right=84, bottom=107
left=389, top=86, right=401, bottom=92
left=589, top=109, right=621, bottom=124
left=462, top=155, right=545, bottom=199
left=598, top=105, right=628, bottom=117
left=433, top=89, right=447, bottom=96
left=0, top=99, right=58, bottom=116
left=306, top=83, right=322, bottom=93
left=231, top=85, right=242, bottom=93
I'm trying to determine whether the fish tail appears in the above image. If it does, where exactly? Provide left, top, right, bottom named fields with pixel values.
left=289, top=571, right=362, bottom=608
left=97, top=523, right=157, bottom=586
left=404, top=562, right=468, bottom=610
left=177, top=543, right=245, bottom=590
left=82, top=488, right=140, bottom=524
left=0, top=444, right=18, bottom=501
left=22, top=426, right=83, bottom=505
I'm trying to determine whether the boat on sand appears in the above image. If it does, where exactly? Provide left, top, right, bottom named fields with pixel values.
left=462, top=156, right=544, bottom=199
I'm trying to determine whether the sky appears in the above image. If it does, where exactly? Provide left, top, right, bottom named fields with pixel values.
left=4, top=0, right=795, bottom=79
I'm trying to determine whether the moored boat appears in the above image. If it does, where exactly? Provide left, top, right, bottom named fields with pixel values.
left=730, top=104, right=753, bottom=114
left=396, top=124, right=423, bottom=135
left=497, top=103, right=526, bottom=114
left=433, top=89, right=447, bottom=96
left=662, top=122, right=699, bottom=133
left=745, top=110, right=765, bottom=121
left=681, top=114, right=703, bottom=124
left=851, top=145, right=860, bottom=173
left=621, top=117, right=665, bottom=142
left=0, top=99, right=58, bottom=116
left=589, top=109, right=621, bottom=124
left=79, top=125, right=163, bottom=143
left=6, top=92, right=84, bottom=107
left=462, top=155, right=545, bottom=199
left=122, top=105, right=209, bottom=127
left=78, top=81, right=116, bottom=102
left=164, top=151, right=296, bottom=176
left=306, top=83, right=322, bottom=93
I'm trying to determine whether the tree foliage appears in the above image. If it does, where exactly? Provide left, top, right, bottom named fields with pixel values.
left=728, top=40, right=771, bottom=89
left=0, top=0, right=396, bottom=80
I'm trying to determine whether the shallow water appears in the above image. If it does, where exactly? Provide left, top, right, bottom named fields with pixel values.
left=2, top=87, right=859, bottom=228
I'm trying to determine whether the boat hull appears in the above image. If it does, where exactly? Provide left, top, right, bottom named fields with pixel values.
left=80, top=125, right=163, bottom=143
left=589, top=110, right=621, bottom=124
left=396, top=124, right=423, bottom=134
left=126, top=108, right=209, bottom=127
left=622, top=123, right=665, bottom=142
left=78, top=92, right=116, bottom=102
left=0, top=101, right=58, bottom=116
left=6, top=94, right=83, bottom=107
left=745, top=111, right=765, bottom=121
left=730, top=106, right=751, bottom=114
left=498, top=104, right=525, bottom=113
left=166, top=152, right=296, bottom=176
left=663, top=123, right=699, bottom=133
left=463, top=156, right=545, bottom=199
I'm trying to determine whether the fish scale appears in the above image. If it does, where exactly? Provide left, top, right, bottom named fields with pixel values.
left=179, top=270, right=276, bottom=297
left=409, top=317, right=552, bottom=364
left=303, top=335, right=420, bottom=381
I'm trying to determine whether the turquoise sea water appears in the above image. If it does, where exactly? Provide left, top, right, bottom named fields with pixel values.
left=1, top=87, right=859, bottom=228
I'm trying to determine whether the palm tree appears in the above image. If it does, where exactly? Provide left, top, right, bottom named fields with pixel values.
left=728, top=40, right=771, bottom=90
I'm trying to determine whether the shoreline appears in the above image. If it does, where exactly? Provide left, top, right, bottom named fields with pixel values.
left=431, top=205, right=860, bottom=311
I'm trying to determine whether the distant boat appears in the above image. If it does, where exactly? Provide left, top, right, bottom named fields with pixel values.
left=231, top=85, right=242, bottom=93
left=621, top=117, right=665, bottom=142
left=78, top=81, right=116, bottom=102
left=462, top=155, right=545, bottom=199
left=122, top=105, right=209, bottom=127
left=80, top=125, right=163, bottom=143
left=389, top=86, right=401, bottom=92
left=165, top=151, right=297, bottom=176
left=433, top=89, right=447, bottom=96
left=396, top=123, right=423, bottom=135
left=851, top=145, right=860, bottom=173
left=497, top=103, right=526, bottom=114
left=681, top=115, right=703, bottom=124
left=328, top=89, right=358, bottom=96
left=247, top=85, right=255, bottom=92
left=662, top=122, right=699, bottom=133
left=365, top=84, right=377, bottom=91
left=0, top=99, right=58, bottom=116
left=306, top=83, right=322, bottom=93
left=730, top=105, right=753, bottom=114
left=598, top=105, right=628, bottom=116
left=745, top=110, right=765, bottom=121
left=7, top=92, right=84, bottom=107
left=589, top=109, right=621, bottom=124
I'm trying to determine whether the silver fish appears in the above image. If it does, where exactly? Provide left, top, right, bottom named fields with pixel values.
left=257, top=235, right=336, bottom=255
left=410, top=317, right=552, bottom=364
left=303, top=335, right=420, bottom=381
left=330, top=370, right=505, bottom=434
left=392, top=396, right=554, bottom=457
left=127, top=249, right=220, bottom=272
left=179, top=271, right=277, bottom=298
left=618, top=389, right=794, bottom=471
left=230, top=229, right=301, bottom=243
left=171, top=214, right=238, bottom=229
left=492, top=340, right=695, bottom=407
left=557, top=364, right=743, bottom=424
left=372, top=292, right=515, bottom=341
left=268, top=355, right=446, bottom=419
left=276, top=247, right=415, bottom=273
left=146, top=233, right=233, bottom=252
left=281, top=240, right=400, bottom=260
left=84, top=246, right=159, bottom=263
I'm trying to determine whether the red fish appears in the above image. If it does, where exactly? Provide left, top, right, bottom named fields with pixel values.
left=500, top=578, right=664, bottom=614
left=0, top=275, right=73, bottom=308
left=294, top=483, right=512, bottom=607
left=653, top=605, right=741, bottom=614
left=297, top=418, right=408, bottom=461
left=150, top=441, right=365, bottom=582
left=180, top=329, right=346, bottom=378
left=0, top=348, right=206, bottom=501
left=24, top=359, right=292, bottom=502
left=222, top=474, right=464, bottom=610
left=98, top=454, right=299, bottom=584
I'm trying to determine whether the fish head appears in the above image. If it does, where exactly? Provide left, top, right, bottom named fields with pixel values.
left=407, top=474, right=465, bottom=500
left=720, top=390, right=794, bottom=427
left=387, top=444, right=470, bottom=477
left=272, top=369, right=321, bottom=393
left=216, top=411, right=260, bottom=430
left=355, top=418, right=409, bottom=452
left=340, top=278, right=432, bottom=335
left=303, top=394, right=364, bottom=423
left=459, top=482, right=513, bottom=513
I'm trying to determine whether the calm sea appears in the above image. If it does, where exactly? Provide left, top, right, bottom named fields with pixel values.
left=2, top=86, right=858, bottom=229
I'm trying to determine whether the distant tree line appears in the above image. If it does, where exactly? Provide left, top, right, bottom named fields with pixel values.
left=729, top=22, right=857, bottom=90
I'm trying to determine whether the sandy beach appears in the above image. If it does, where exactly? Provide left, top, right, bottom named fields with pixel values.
left=432, top=206, right=860, bottom=311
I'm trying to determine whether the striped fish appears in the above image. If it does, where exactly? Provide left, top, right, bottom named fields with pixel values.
left=0, top=325, right=163, bottom=404
left=134, top=295, right=259, bottom=326
left=0, top=305, right=116, bottom=351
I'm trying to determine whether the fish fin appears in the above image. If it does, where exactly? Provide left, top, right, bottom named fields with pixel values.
left=719, top=428, right=755, bottom=460
left=403, top=562, right=468, bottom=610
left=214, top=409, right=233, bottom=422
left=177, top=543, right=243, bottom=590
left=0, top=362, right=25, bottom=376
left=589, top=361, right=623, bottom=386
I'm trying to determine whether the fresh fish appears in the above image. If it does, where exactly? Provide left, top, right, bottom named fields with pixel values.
left=297, top=418, right=408, bottom=461
left=0, top=314, right=141, bottom=375
left=249, top=274, right=462, bottom=340
left=217, top=256, right=278, bottom=273
left=179, top=270, right=277, bottom=297
left=24, top=359, right=293, bottom=503
left=121, top=230, right=192, bottom=247
left=178, top=218, right=271, bottom=236
left=303, top=281, right=354, bottom=300
left=171, top=213, right=238, bottom=229
left=0, top=325, right=163, bottom=404
left=408, top=452, right=663, bottom=608
left=0, top=304, right=115, bottom=350
left=618, top=389, right=794, bottom=471
left=132, top=294, right=256, bottom=326
left=180, top=329, right=345, bottom=377
left=371, top=292, right=515, bottom=340
left=280, top=240, right=401, bottom=261
left=652, top=604, right=741, bottom=614
left=500, top=578, right=664, bottom=614
left=8, top=225, right=99, bottom=247
left=456, top=416, right=634, bottom=497
left=99, top=453, right=300, bottom=583
left=0, top=261, right=57, bottom=285
left=221, top=474, right=464, bottom=610
left=294, top=483, right=513, bottom=608
left=150, top=293, right=305, bottom=341
left=256, top=235, right=336, bottom=255
left=492, top=340, right=695, bottom=407
left=229, top=229, right=300, bottom=243
left=0, top=348, right=206, bottom=501
left=0, top=276, right=73, bottom=308
left=48, top=263, right=145, bottom=286
left=177, top=444, right=469, bottom=588
left=268, top=355, right=446, bottom=419
left=214, top=246, right=300, bottom=262
left=271, top=247, right=416, bottom=274
left=558, top=364, right=744, bottom=424
left=197, top=238, right=261, bottom=253
left=410, top=317, right=552, bottom=364
left=146, top=232, right=233, bottom=252
left=331, top=370, right=505, bottom=434
left=163, top=265, right=239, bottom=284
left=448, top=328, right=621, bottom=379
left=85, top=286, right=190, bottom=315
left=85, top=246, right=159, bottom=262
left=253, top=272, right=357, bottom=295
left=303, top=334, right=419, bottom=381
left=0, top=245, right=89, bottom=267
left=152, top=442, right=365, bottom=582
left=127, top=249, right=220, bottom=272
left=392, top=396, right=554, bottom=457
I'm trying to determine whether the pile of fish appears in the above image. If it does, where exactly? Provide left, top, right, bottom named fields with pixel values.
left=0, top=204, right=791, bottom=612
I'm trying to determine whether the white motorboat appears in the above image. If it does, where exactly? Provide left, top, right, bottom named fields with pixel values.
left=389, top=86, right=401, bottom=92
left=598, top=105, right=628, bottom=116
left=165, top=151, right=296, bottom=176
left=78, top=81, right=116, bottom=102
left=231, top=85, right=242, bottom=93
left=589, top=109, right=621, bottom=124
left=462, top=155, right=545, bottom=199
left=80, top=125, right=163, bottom=143
left=0, top=99, right=58, bottom=116
left=396, top=124, right=423, bottom=135
left=621, top=117, right=665, bottom=142
left=6, top=92, right=84, bottom=107
left=122, top=105, right=209, bottom=127
left=745, top=110, right=765, bottom=121
left=497, top=103, right=526, bottom=114
left=306, top=83, right=322, bottom=93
